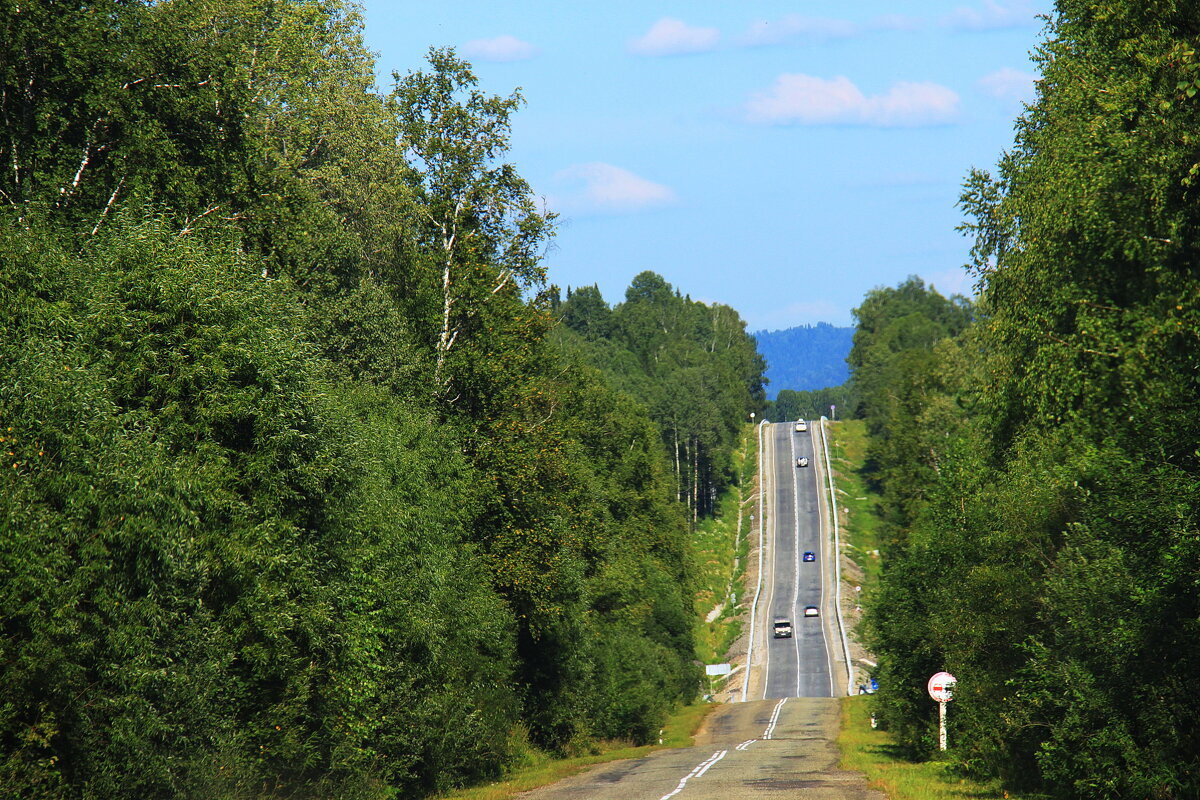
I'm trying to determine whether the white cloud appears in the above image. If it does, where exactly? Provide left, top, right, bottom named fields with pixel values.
left=945, top=1, right=1039, bottom=31
left=628, top=18, right=719, bottom=56
left=737, top=15, right=858, bottom=47
left=868, top=14, right=923, bottom=32
left=462, top=35, right=538, bottom=62
left=550, top=162, right=677, bottom=215
left=977, top=66, right=1038, bottom=102
left=745, top=74, right=959, bottom=127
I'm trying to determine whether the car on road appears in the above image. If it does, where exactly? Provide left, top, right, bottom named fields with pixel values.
left=803, top=551, right=816, bottom=562
left=803, top=605, right=820, bottom=618
left=795, top=420, right=808, bottom=432
left=796, top=457, right=809, bottom=468
left=772, top=618, right=793, bottom=638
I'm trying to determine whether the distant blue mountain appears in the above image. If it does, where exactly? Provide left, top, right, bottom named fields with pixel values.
left=753, top=323, right=854, bottom=400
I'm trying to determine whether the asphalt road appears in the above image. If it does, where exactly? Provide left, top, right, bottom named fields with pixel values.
left=763, top=421, right=833, bottom=699
left=516, top=698, right=884, bottom=800
left=514, top=420, right=874, bottom=799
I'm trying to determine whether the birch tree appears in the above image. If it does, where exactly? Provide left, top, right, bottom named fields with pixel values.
left=390, top=49, right=554, bottom=395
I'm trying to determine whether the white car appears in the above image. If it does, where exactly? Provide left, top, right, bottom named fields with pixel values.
left=803, top=605, right=820, bottom=618
left=796, top=457, right=809, bottom=468
left=772, top=618, right=793, bottom=638
left=795, top=420, right=808, bottom=432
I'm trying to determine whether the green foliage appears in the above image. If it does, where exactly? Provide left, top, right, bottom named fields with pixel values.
left=0, top=5, right=735, bottom=796
left=0, top=220, right=519, bottom=797
left=843, top=278, right=976, bottom=550
left=767, top=384, right=858, bottom=424
left=862, top=5, right=1200, bottom=798
left=557, top=275, right=767, bottom=521
left=1, top=0, right=392, bottom=290
left=753, top=322, right=855, bottom=396
left=848, top=276, right=973, bottom=429
left=387, top=47, right=554, bottom=397
left=691, top=427, right=755, bottom=672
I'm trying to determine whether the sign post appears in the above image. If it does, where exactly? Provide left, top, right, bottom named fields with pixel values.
left=926, top=671, right=956, bottom=751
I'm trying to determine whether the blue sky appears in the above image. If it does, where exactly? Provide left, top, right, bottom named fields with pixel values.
left=360, top=1, right=1053, bottom=330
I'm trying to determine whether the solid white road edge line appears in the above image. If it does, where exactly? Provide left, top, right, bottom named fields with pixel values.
left=760, top=424, right=776, bottom=701
left=743, top=418, right=769, bottom=702
left=819, top=416, right=855, bottom=695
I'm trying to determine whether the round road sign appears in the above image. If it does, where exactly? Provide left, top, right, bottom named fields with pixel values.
left=927, top=671, right=956, bottom=702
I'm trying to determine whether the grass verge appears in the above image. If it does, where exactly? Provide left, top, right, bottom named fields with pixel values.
left=437, top=702, right=714, bottom=800
left=840, top=696, right=1035, bottom=800
left=826, top=419, right=881, bottom=586
left=692, top=425, right=755, bottom=671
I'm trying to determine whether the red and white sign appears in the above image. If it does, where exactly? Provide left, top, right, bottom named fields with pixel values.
left=927, top=672, right=956, bottom=702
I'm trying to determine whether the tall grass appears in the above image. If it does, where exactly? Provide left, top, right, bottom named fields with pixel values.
left=827, top=419, right=882, bottom=586
left=840, top=696, right=1039, bottom=800
left=692, top=425, right=756, bottom=670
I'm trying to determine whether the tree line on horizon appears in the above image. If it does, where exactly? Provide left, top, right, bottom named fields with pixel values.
left=555, top=280, right=766, bottom=522
left=854, top=4, right=1200, bottom=798
left=754, top=323, right=854, bottom=397
left=755, top=323, right=858, bottom=424
left=0, top=2, right=765, bottom=798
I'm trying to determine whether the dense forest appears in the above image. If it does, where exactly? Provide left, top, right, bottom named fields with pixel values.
left=754, top=323, right=855, bottom=424
left=556, top=281, right=766, bottom=521
left=859, top=4, right=1200, bottom=798
left=766, top=384, right=857, bottom=425
left=0, top=3, right=764, bottom=798
left=753, top=323, right=854, bottom=397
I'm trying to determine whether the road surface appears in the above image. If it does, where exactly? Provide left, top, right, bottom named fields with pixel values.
left=517, top=697, right=883, bottom=800
left=762, top=420, right=835, bottom=699
left=517, top=421, right=869, bottom=799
